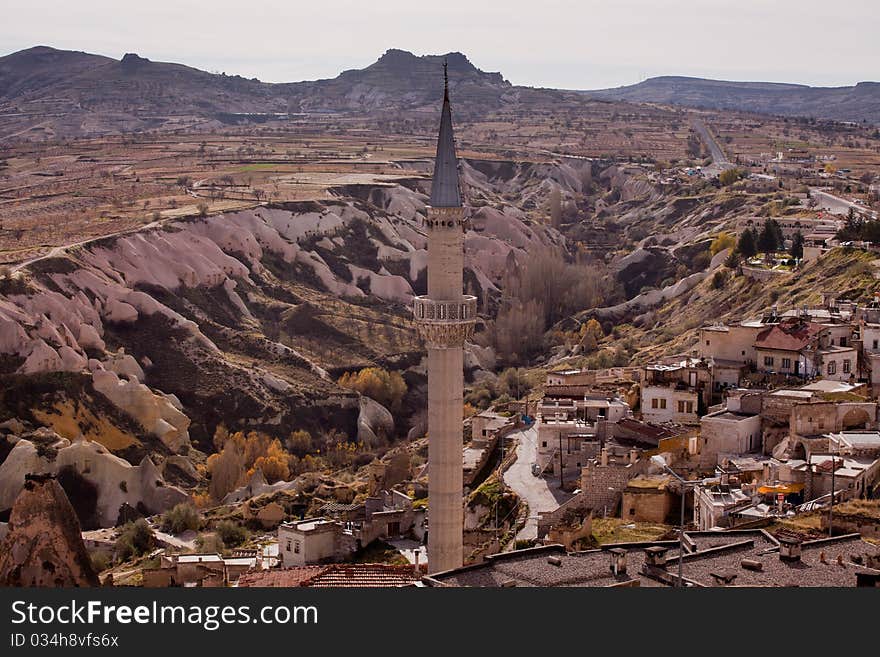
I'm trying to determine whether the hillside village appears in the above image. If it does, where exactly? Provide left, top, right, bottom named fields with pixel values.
left=2, top=46, right=880, bottom=589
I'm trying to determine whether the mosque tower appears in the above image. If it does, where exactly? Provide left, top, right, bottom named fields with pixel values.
left=412, top=63, right=477, bottom=573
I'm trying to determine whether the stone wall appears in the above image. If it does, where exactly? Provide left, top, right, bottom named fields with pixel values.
left=621, top=487, right=674, bottom=523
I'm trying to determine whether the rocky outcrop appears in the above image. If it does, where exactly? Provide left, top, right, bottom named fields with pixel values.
left=90, top=367, right=190, bottom=453
left=0, top=475, right=99, bottom=587
left=357, top=396, right=394, bottom=446
left=0, top=435, right=189, bottom=528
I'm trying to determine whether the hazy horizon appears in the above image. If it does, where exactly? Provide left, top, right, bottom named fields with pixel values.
left=2, top=0, right=878, bottom=90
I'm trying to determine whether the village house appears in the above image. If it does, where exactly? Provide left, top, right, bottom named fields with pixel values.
left=640, top=357, right=712, bottom=424
left=465, top=410, right=519, bottom=486
left=536, top=416, right=605, bottom=475
left=621, top=475, right=675, bottom=523
left=278, top=490, right=421, bottom=566
left=698, top=394, right=763, bottom=467
left=754, top=318, right=824, bottom=377
left=142, top=550, right=262, bottom=588
left=698, top=319, right=772, bottom=367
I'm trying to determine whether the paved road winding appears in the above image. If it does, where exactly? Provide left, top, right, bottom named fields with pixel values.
left=503, top=425, right=562, bottom=541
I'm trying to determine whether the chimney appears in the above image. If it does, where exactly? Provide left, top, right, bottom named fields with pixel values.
left=609, top=548, right=627, bottom=576
left=414, top=551, right=420, bottom=577
left=644, top=546, right=668, bottom=568
left=762, top=462, right=771, bottom=484
left=600, top=447, right=608, bottom=467
left=629, top=448, right=639, bottom=465
left=741, top=559, right=763, bottom=572
left=778, top=536, right=803, bottom=562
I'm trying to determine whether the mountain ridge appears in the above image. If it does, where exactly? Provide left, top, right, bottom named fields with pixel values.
left=1, top=45, right=879, bottom=142
left=585, top=75, right=880, bottom=124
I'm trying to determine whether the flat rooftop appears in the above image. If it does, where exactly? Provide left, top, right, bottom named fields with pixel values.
left=426, top=532, right=880, bottom=588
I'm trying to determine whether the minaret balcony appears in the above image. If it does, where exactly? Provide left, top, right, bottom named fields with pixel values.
left=413, top=295, right=477, bottom=323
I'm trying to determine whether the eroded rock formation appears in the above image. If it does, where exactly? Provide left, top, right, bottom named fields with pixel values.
left=0, top=475, right=99, bottom=587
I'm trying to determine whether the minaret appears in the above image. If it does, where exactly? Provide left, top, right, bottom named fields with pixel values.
left=413, top=63, right=476, bottom=574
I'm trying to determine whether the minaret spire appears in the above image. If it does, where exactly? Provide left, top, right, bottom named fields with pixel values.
left=430, top=59, right=462, bottom=208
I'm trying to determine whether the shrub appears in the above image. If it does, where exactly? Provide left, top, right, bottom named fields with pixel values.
left=710, top=232, right=736, bottom=255
left=90, top=551, right=111, bottom=573
left=116, top=519, right=155, bottom=561
left=195, top=533, right=225, bottom=554
left=215, top=521, right=248, bottom=548
left=161, top=503, right=200, bottom=534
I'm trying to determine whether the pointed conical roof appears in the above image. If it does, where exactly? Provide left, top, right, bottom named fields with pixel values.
left=429, top=63, right=462, bottom=208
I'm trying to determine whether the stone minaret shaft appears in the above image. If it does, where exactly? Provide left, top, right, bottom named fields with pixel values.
left=413, top=66, right=476, bottom=574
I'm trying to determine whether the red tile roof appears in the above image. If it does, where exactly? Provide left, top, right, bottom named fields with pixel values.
left=238, top=564, right=420, bottom=588
left=755, top=320, right=822, bottom=352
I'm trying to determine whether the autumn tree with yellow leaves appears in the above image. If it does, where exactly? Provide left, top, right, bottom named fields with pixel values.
left=337, top=367, right=407, bottom=411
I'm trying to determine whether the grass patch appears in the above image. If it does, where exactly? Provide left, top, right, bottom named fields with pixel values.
left=591, top=518, right=671, bottom=545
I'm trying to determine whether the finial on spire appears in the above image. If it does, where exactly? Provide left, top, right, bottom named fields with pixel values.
left=443, top=58, right=449, bottom=99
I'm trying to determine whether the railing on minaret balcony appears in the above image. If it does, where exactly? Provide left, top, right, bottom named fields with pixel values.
left=412, top=295, right=477, bottom=348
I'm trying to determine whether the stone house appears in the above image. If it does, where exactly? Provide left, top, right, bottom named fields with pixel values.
left=621, top=475, right=674, bottom=523
left=142, top=552, right=260, bottom=587
left=698, top=322, right=766, bottom=366
left=641, top=357, right=712, bottom=424
left=279, top=518, right=352, bottom=567
left=278, top=491, right=420, bottom=566
left=754, top=319, right=824, bottom=377
left=698, top=407, right=763, bottom=467
left=579, top=446, right=647, bottom=515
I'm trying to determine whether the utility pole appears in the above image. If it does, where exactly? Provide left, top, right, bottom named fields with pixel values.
left=829, top=443, right=837, bottom=538
left=559, top=433, right=564, bottom=489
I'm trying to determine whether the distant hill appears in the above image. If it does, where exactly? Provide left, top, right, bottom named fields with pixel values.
left=586, top=75, right=880, bottom=124
left=0, top=46, right=515, bottom=140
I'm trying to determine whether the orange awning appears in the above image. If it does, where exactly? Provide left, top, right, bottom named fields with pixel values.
left=758, top=483, right=804, bottom=495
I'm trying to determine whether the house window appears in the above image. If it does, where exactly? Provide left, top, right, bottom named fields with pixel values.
left=840, top=337, right=847, bottom=347
left=706, top=340, right=710, bottom=346
left=781, top=358, right=791, bottom=369
left=843, top=359, right=851, bottom=374
left=541, top=441, right=547, bottom=448
left=294, top=541, right=301, bottom=554
left=828, top=361, right=836, bottom=375
left=286, top=540, right=292, bottom=552
left=677, top=401, right=686, bottom=413
left=686, top=401, right=694, bottom=414
left=657, top=399, right=667, bottom=409
left=873, top=339, right=878, bottom=350
left=652, top=398, right=659, bottom=409
left=764, top=356, right=774, bottom=367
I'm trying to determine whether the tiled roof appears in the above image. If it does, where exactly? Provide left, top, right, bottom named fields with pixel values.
left=238, top=564, right=420, bottom=588
left=755, top=320, right=823, bottom=352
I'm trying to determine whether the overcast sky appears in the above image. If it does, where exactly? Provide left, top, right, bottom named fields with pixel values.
left=2, top=0, right=877, bottom=89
